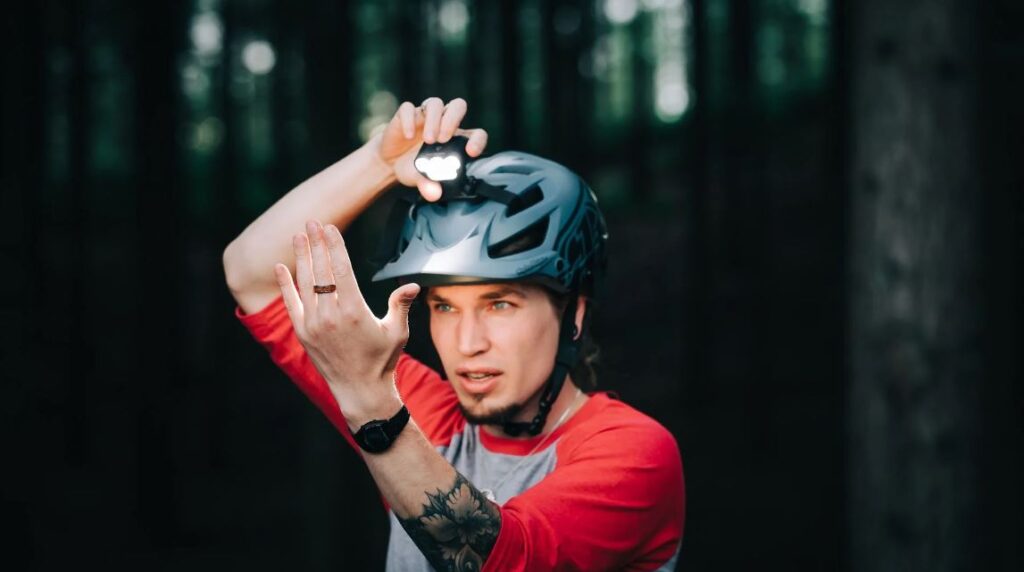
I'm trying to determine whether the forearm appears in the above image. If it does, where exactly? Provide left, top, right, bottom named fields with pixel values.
left=357, top=401, right=501, bottom=570
left=223, top=136, right=395, bottom=298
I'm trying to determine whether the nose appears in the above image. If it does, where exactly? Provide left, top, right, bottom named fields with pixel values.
left=456, top=312, right=490, bottom=356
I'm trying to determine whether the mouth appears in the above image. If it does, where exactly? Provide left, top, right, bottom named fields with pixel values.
left=455, top=368, right=503, bottom=394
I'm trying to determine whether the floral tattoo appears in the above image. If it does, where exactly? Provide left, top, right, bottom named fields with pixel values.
left=399, top=472, right=502, bottom=571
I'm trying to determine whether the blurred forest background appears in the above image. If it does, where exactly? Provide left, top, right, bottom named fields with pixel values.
left=1, top=0, right=1021, bottom=570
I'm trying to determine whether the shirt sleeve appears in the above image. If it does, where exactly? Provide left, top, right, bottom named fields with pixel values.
left=482, top=417, right=685, bottom=572
left=393, top=355, right=466, bottom=448
left=234, top=293, right=360, bottom=451
left=234, top=293, right=464, bottom=449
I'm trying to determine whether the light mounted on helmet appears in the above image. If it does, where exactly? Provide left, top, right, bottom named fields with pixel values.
left=413, top=135, right=476, bottom=201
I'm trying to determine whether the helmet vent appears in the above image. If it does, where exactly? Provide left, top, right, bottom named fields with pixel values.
left=488, top=217, right=549, bottom=259
left=569, top=236, right=582, bottom=262
left=392, top=236, right=410, bottom=262
left=506, top=183, right=544, bottom=216
left=491, top=163, right=538, bottom=175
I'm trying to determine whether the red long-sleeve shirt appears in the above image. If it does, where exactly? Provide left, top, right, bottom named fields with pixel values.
left=237, top=294, right=685, bottom=571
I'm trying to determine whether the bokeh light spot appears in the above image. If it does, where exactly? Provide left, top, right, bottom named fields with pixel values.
left=242, top=40, right=276, bottom=75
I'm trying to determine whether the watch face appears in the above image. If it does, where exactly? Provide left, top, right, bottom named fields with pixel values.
left=362, top=424, right=391, bottom=453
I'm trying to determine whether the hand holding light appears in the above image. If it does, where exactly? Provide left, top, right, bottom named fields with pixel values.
left=372, top=97, right=488, bottom=202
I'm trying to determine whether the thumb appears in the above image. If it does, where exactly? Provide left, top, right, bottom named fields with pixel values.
left=383, top=282, right=422, bottom=340
left=417, top=178, right=443, bottom=202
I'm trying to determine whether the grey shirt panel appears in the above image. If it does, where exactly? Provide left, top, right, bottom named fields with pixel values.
left=385, top=424, right=558, bottom=572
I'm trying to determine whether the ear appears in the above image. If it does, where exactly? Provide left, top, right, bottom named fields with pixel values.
left=573, top=296, right=587, bottom=340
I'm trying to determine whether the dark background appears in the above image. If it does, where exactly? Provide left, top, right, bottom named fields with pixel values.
left=1, top=0, right=1021, bottom=570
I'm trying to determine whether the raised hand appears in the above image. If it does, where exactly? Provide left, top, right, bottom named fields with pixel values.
left=372, top=97, right=489, bottom=202
left=274, top=219, right=421, bottom=427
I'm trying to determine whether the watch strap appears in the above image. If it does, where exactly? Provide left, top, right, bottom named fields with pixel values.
left=354, top=405, right=410, bottom=454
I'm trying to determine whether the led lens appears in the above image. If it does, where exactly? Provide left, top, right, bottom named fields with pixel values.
left=413, top=135, right=473, bottom=201
left=415, top=155, right=462, bottom=181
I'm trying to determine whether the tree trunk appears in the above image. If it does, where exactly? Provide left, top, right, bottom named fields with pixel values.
left=132, top=0, right=186, bottom=546
left=847, top=0, right=981, bottom=570
left=499, top=0, right=522, bottom=148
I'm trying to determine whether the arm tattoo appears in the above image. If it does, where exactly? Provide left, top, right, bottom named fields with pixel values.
left=398, top=472, right=502, bottom=571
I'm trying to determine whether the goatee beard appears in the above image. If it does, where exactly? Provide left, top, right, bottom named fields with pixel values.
left=458, top=401, right=527, bottom=425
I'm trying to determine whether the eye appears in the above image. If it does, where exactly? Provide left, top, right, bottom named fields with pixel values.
left=433, top=303, right=453, bottom=313
left=491, top=300, right=513, bottom=311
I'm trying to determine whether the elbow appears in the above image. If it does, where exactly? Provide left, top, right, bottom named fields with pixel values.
left=222, top=240, right=249, bottom=295
left=482, top=504, right=557, bottom=572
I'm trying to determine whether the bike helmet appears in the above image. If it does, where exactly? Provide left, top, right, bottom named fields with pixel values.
left=372, top=150, right=609, bottom=436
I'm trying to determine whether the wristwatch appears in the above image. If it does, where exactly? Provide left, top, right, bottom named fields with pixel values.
left=353, top=405, right=410, bottom=454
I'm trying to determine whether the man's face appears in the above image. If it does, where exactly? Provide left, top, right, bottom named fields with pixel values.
left=427, top=282, right=561, bottom=425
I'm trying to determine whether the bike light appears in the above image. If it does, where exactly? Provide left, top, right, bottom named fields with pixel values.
left=414, top=135, right=473, bottom=200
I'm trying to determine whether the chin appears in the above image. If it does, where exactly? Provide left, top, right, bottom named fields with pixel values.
left=457, top=397, right=525, bottom=426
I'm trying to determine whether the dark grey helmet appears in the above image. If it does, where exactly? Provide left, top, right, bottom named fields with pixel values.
left=371, top=151, right=608, bottom=297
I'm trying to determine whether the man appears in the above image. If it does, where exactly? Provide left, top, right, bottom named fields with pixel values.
left=224, top=97, right=684, bottom=570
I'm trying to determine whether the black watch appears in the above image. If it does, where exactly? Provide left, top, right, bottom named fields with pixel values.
left=353, top=405, right=410, bottom=454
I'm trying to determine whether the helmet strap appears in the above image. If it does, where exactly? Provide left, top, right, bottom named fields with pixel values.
left=468, top=177, right=518, bottom=204
left=503, top=293, right=581, bottom=437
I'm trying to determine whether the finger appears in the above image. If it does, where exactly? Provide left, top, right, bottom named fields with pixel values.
left=437, top=98, right=467, bottom=143
left=274, top=263, right=305, bottom=327
left=381, top=102, right=414, bottom=142
left=416, top=178, right=443, bottom=202
left=305, top=220, right=337, bottom=304
left=398, top=101, right=416, bottom=139
left=323, top=224, right=363, bottom=303
left=382, top=282, right=422, bottom=341
left=292, top=233, right=315, bottom=310
left=420, top=97, right=444, bottom=143
left=414, top=103, right=427, bottom=128
left=456, top=128, right=489, bottom=157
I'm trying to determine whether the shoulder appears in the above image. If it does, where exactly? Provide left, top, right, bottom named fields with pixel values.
left=560, top=393, right=681, bottom=464
left=496, top=394, right=685, bottom=570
